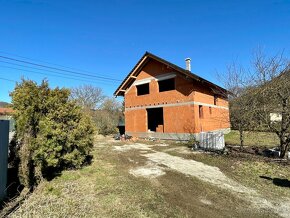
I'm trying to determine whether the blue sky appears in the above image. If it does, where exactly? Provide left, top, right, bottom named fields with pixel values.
left=0, top=0, right=289, bottom=103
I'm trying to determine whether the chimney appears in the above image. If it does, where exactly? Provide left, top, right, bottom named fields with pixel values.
left=185, top=58, right=191, bottom=71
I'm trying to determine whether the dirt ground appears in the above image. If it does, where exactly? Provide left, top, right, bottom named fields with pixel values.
left=6, top=136, right=290, bottom=218
left=114, top=141, right=290, bottom=218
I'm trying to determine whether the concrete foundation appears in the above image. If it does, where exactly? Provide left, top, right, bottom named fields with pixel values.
left=127, top=128, right=230, bottom=141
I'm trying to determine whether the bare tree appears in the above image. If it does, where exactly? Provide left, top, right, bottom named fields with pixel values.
left=70, top=85, right=124, bottom=136
left=100, top=97, right=122, bottom=112
left=70, top=85, right=104, bottom=110
left=252, top=47, right=286, bottom=85
left=220, top=48, right=290, bottom=157
left=250, top=50, right=290, bottom=158
left=93, top=97, right=123, bottom=135
left=218, top=62, right=249, bottom=98
left=218, top=62, right=253, bottom=148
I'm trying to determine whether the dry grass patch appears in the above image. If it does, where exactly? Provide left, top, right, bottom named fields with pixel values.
left=9, top=141, right=182, bottom=217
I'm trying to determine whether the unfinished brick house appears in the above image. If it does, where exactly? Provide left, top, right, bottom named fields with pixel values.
left=114, top=52, right=230, bottom=140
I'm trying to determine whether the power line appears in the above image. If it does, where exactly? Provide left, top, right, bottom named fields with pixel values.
left=0, top=51, right=92, bottom=73
left=0, top=65, right=116, bottom=86
left=0, top=65, right=118, bottom=86
left=0, top=76, right=17, bottom=83
left=0, top=60, right=118, bottom=83
left=0, top=50, right=118, bottom=79
left=0, top=55, right=122, bottom=82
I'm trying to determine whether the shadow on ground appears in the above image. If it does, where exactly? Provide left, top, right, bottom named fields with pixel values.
left=260, top=176, right=290, bottom=188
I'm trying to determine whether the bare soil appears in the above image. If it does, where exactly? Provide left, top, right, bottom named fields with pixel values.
left=114, top=140, right=290, bottom=218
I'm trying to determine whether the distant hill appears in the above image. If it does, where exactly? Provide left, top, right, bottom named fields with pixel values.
left=0, top=101, right=12, bottom=108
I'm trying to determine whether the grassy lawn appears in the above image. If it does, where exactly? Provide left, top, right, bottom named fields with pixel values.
left=225, top=130, right=279, bottom=147
left=5, top=136, right=290, bottom=218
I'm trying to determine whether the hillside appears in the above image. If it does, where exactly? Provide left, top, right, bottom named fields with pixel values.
left=0, top=101, right=11, bottom=108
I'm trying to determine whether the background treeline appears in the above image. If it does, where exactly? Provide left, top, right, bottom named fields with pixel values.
left=70, top=84, right=124, bottom=135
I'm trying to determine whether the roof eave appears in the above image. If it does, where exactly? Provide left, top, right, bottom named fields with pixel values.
left=114, top=52, right=229, bottom=96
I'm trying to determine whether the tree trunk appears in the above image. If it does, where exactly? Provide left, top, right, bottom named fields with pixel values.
left=239, top=128, right=244, bottom=149
left=279, top=98, right=289, bottom=159
left=279, top=136, right=289, bottom=159
left=19, top=135, right=36, bottom=189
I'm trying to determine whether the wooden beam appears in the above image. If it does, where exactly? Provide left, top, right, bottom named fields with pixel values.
left=117, top=57, right=148, bottom=94
left=130, top=76, right=137, bottom=79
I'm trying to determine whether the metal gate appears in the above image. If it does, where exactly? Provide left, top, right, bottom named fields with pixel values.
left=0, top=120, right=9, bottom=200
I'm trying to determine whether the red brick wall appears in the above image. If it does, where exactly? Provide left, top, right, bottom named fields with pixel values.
left=193, top=105, right=230, bottom=132
left=192, top=80, right=228, bottom=107
left=125, top=105, right=196, bottom=133
left=125, top=109, right=147, bottom=132
left=125, top=60, right=195, bottom=108
left=124, top=59, right=230, bottom=134
left=163, top=105, right=196, bottom=133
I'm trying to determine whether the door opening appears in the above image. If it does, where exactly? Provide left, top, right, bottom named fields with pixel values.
left=147, top=108, right=164, bottom=132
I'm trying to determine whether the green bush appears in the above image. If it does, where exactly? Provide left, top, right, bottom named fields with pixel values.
left=10, top=79, right=95, bottom=188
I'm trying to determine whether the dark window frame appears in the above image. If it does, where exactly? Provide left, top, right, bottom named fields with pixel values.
left=158, top=78, right=175, bottom=92
left=199, top=105, right=204, bottom=119
left=214, top=95, right=218, bottom=105
left=136, top=83, right=150, bottom=96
